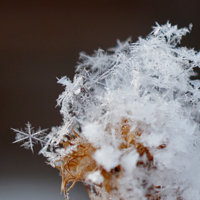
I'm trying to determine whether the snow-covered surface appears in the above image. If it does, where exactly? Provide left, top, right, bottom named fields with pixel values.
left=13, top=22, right=200, bottom=199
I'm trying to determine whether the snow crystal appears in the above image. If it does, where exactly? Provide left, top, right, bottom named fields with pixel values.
left=94, top=145, right=121, bottom=172
left=86, top=170, right=104, bottom=184
left=12, top=122, right=47, bottom=153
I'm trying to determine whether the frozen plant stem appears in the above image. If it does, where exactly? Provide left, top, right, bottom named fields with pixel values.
left=13, top=22, right=200, bottom=200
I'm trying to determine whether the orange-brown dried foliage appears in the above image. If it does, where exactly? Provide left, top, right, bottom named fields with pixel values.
left=54, top=119, right=165, bottom=199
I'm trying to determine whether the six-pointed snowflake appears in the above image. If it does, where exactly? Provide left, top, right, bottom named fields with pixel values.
left=12, top=122, right=48, bottom=153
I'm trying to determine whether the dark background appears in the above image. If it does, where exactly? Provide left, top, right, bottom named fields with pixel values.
left=1, top=1, right=200, bottom=199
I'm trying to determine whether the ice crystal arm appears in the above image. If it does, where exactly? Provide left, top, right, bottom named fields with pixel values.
left=12, top=122, right=48, bottom=153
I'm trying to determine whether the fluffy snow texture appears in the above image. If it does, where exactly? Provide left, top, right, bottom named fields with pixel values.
left=86, top=170, right=104, bottom=185
left=15, top=22, right=200, bottom=199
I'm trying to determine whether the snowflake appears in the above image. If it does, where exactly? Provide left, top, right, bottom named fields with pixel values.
left=12, top=122, right=48, bottom=153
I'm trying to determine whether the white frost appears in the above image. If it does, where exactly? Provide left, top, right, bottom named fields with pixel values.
left=13, top=22, right=200, bottom=199
left=94, top=145, right=121, bottom=172
left=86, top=170, right=104, bottom=184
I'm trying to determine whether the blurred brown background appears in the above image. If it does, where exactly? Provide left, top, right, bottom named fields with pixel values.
left=1, top=0, right=200, bottom=199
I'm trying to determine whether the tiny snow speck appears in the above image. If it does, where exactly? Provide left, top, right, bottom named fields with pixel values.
left=13, top=22, right=200, bottom=200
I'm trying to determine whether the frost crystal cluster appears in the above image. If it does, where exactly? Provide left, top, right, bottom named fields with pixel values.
left=13, top=23, right=200, bottom=200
